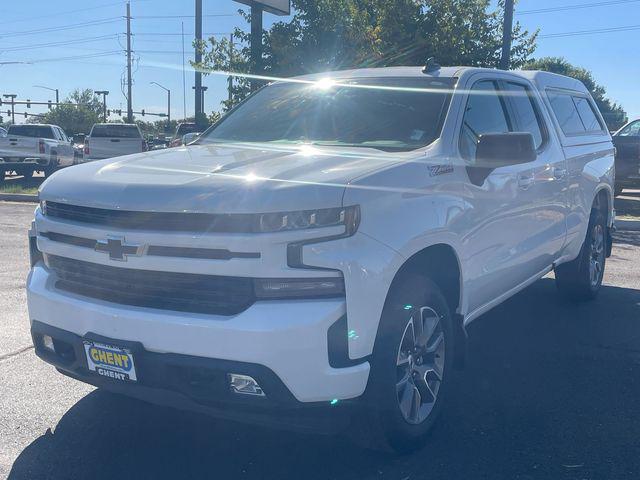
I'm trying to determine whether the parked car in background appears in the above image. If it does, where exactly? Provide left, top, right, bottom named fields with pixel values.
left=181, top=132, right=201, bottom=145
left=0, top=124, right=74, bottom=180
left=169, top=122, right=199, bottom=147
left=28, top=66, right=614, bottom=452
left=71, top=133, right=86, bottom=162
left=83, top=123, right=146, bottom=162
left=612, top=119, right=640, bottom=196
left=148, top=137, right=169, bottom=151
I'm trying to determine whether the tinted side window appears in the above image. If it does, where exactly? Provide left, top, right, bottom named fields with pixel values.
left=506, top=82, right=544, bottom=149
left=573, top=96, right=603, bottom=132
left=547, top=91, right=585, bottom=135
left=460, top=81, right=510, bottom=161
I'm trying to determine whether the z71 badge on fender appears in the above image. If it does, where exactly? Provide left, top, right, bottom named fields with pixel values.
left=428, top=164, right=454, bottom=177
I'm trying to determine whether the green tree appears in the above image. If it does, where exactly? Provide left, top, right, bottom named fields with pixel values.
left=33, top=89, right=103, bottom=135
left=525, top=57, right=627, bottom=130
left=195, top=0, right=538, bottom=110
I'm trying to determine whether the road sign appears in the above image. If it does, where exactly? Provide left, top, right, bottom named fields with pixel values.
left=233, top=0, right=290, bottom=16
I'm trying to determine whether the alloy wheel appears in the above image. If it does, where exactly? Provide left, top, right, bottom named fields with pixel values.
left=589, top=223, right=605, bottom=287
left=396, top=306, right=445, bottom=425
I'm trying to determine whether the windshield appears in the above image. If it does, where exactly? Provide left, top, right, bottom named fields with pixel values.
left=199, top=78, right=454, bottom=151
left=7, top=125, right=55, bottom=139
left=90, top=125, right=141, bottom=138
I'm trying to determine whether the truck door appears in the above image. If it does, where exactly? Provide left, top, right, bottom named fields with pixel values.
left=456, top=77, right=567, bottom=315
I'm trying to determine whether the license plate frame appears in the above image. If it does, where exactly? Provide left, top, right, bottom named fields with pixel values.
left=83, top=340, right=138, bottom=382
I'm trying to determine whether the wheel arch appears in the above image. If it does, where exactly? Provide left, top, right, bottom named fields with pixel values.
left=383, top=243, right=467, bottom=368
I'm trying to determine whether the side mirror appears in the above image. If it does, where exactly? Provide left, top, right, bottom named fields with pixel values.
left=475, top=132, right=536, bottom=169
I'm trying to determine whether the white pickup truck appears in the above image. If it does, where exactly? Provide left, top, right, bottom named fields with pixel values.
left=83, top=123, right=146, bottom=162
left=0, top=124, right=74, bottom=180
left=27, top=66, right=614, bottom=452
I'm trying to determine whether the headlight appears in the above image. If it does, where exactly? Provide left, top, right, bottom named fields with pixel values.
left=39, top=200, right=47, bottom=215
left=257, top=205, right=360, bottom=234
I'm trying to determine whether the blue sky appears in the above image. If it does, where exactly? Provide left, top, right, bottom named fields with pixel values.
left=0, top=0, right=639, bottom=126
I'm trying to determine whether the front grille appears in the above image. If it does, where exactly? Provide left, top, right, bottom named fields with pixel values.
left=48, top=255, right=256, bottom=315
left=45, top=201, right=260, bottom=233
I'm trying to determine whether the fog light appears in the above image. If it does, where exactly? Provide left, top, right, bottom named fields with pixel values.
left=228, top=374, right=265, bottom=396
left=42, top=335, right=55, bottom=352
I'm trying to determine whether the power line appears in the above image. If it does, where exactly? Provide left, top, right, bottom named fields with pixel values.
left=24, top=51, right=123, bottom=64
left=0, top=18, right=122, bottom=38
left=135, top=14, right=236, bottom=19
left=135, top=32, right=231, bottom=36
left=539, top=23, right=640, bottom=38
left=4, top=1, right=128, bottom=24
left=518, top=0, right=640, bottom=15
left=0, top=35, right=121, bottom=52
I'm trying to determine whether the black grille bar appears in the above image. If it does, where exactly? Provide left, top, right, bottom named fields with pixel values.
left=45, top=201, right=261, bottom=233
left=41, top=231, right=260, bottom=261
left=48, top=255, right=256, bottom=315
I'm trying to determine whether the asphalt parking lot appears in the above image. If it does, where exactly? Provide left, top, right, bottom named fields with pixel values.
left=1, top=200, right=640, bottom=480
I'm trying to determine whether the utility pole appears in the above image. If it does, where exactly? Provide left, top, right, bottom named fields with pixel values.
left=500, top=0, right=514, bottom=70
left=228, top=33, right=234, bottom=105
left=3, top=95, right=17, bottom=124
left=126, top=1, right=133, bottom=123
left=250, top=4, right=263, bottom=91
left=96, top=91, right=109, bottom=122
left=182, top=21, right=187, bottom=121
left=194, top=0, right=203, bottom=124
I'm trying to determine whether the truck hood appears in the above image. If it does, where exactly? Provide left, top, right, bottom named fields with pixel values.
left=39, top=143, right=405, bottom=213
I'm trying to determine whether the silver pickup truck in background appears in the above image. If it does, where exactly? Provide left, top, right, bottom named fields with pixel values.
left=83, top=123, right=146, bottom=162
left=0, top=124, right=75, bottom=181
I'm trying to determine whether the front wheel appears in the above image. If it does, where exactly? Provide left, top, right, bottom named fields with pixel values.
left=366, top=275, right=454, bottom=453
left=555, top=206, right=607, bottom=300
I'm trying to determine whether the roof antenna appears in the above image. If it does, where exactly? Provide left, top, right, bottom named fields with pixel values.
left=422, top=57, right=441, bottom=74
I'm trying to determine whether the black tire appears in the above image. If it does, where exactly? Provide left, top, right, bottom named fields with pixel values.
left=44, top=153, right=58, bottom=177
left=555, top=204, right=607, bottom=301
left=365, top=274, right=455, bottom=453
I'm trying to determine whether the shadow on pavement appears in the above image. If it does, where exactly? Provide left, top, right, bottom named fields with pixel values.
left=616, top=192, right=640, bottom=218
left=9, top=279, right=640, bottom=480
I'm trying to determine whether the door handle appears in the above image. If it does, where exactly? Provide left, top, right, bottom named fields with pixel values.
left=517, top=175, right=534, bottom=189
left=554, top=167, right=568, bottom=179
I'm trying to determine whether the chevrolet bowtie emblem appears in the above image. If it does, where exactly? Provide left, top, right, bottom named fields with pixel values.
left=95, top=236, right=143, bottom=261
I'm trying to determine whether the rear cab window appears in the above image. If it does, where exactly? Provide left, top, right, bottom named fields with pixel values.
left=7, top=125, right=56, bottom=139
left=90, top=125, right=142, bottom=138
left=547, top=90, right=605, bottom=136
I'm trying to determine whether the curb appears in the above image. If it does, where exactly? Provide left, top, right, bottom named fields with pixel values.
left=0, top=193, right=38, bottom=203
left=616, top=219, right=640, bottom=232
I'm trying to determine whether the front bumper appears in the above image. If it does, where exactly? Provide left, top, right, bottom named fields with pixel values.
left=31, top=321, right=359, bottom=433
left=27, top=263, right=370, bottom=405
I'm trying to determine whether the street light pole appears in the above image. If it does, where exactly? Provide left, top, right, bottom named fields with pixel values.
left=33, top=85, right=59, bottom=104
left=95, top=91, right=110, bottom=122
left=150, top=82, right=171, bottom=131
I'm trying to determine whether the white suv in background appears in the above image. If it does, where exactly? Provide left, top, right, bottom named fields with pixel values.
left=27, top=66, right=614, bottom=452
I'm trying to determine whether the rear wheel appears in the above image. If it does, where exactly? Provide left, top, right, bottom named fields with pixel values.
left=44, top=153, right=58, bottom=177
left=555, top=203, right=607, bottom=300
left=366, top=275, right=454, bottom=453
